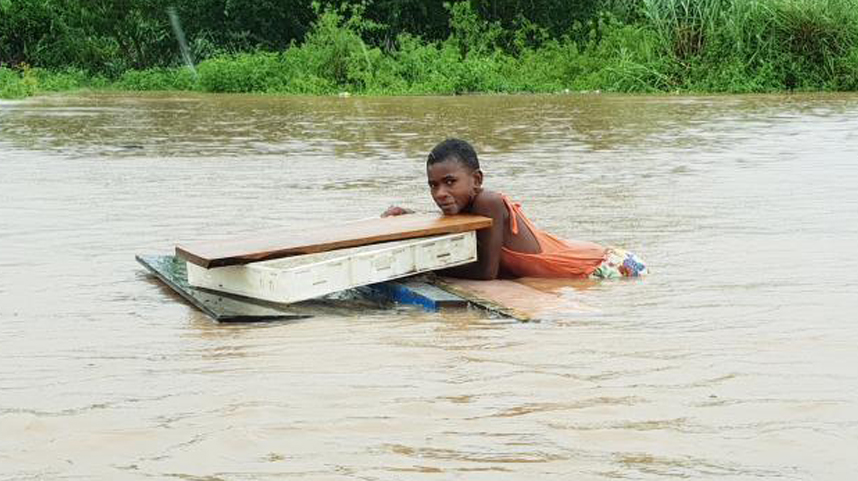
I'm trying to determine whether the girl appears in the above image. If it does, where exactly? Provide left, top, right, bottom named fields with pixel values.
left=383, top=138, right=647, bottom=280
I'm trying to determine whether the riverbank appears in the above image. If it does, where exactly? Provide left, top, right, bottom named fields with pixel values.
left=3, top=0, right=857, bottom=99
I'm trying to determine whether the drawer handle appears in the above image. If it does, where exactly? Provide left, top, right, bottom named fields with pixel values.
left=374, top=256, right=393, bottom=270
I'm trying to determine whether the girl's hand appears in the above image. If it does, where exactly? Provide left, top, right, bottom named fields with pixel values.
left=381, top=205, right=414, bottom=217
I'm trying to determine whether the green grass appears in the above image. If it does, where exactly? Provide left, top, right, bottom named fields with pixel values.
left=0, top=67, right=36, bottom=98
left=3, top=0, right=858, bottom=99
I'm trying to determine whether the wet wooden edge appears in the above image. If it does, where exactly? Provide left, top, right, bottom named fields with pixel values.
left=428, top=277, right=535, bottom=322
left=136, top=255, right=310, bottom=322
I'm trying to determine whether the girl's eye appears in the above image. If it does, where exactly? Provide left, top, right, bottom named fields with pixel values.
left=445, top=179, right=455, bottom=185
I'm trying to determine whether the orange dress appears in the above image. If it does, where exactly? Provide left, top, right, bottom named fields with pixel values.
left=499, top=195, right=608, bottom=278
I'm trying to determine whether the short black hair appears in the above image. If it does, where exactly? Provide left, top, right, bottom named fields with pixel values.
left=427, top=138, right=480, bottom=171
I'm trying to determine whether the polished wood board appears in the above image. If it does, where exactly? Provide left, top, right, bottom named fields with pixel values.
left=177, top=214, right=492, bottom=268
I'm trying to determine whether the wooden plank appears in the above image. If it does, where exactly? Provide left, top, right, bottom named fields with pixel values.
left=136, top=255, right=311, bottom=322
left=177, top=214, right=492, bottom=268
left=430, top=277, right=591, bottom=322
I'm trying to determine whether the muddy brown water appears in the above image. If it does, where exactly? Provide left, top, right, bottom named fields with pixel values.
left=1, top=92, right=857, bottom=480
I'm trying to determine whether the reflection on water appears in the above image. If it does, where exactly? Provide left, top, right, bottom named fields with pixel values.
left=1, top=92, right=857, bottom=480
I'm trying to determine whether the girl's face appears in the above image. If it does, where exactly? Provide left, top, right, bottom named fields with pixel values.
left=427, top=159, right=483, bottom=215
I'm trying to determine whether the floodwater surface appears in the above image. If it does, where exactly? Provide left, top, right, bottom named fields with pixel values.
left=1, top=92, right=857, bottom=480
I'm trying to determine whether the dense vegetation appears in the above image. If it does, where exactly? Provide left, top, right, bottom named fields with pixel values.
left=2, top=0, right=857, bottom=98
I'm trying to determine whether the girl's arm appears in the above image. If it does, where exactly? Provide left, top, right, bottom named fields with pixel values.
left=436, top=194, right=506, bottom=280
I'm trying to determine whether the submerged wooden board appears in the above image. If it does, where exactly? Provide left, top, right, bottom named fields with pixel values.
left=177, top=214, right=492, bottom=268
left=430, top=277, right=590, bottom=322
left=136, top=255, right=310, bottom=322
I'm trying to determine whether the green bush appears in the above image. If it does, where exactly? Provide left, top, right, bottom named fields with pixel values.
left=115, top=68, right=199, bottom=91
left=197, top=53, right=285, bottom=92
left=33, top=68, right=88, bottom=92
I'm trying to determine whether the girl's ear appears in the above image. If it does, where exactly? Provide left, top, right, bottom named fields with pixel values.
left=472, top=169, right=484, bottom=187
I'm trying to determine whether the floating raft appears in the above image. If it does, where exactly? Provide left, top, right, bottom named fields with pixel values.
left=138, top=255, right=579, bottom=323
left=177, top=213, right=492, bottom=268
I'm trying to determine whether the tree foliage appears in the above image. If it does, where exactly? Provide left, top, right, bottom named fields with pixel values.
left=0, top=0, right=608, bottom=72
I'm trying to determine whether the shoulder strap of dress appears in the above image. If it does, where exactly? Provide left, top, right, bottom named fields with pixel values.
left=500, top=194, right=521, bottom=234
left=500, top=193, right=542, bottom=237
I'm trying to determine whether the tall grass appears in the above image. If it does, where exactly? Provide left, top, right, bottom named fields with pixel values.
left=639, top=0, right=858, bottom=91
left=642, top=0, right=725, bottom=59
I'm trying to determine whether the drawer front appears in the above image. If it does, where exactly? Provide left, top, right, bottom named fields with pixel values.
left=189, top=232, right=477, bottom=303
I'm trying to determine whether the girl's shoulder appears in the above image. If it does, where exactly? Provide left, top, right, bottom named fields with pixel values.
left=471, top=190, right=508, bottom=218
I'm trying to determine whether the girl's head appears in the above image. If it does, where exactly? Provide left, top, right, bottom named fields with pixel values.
left=426, top=138, right=483, bottom=215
